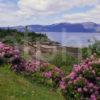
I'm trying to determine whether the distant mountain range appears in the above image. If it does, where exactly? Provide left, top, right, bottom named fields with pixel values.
left=1, top=22, right=100, bottom=33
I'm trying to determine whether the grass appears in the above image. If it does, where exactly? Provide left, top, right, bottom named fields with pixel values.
left=0, top=65, right=63, bottom=100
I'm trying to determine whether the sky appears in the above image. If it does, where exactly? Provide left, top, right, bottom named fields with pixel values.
left=0, top=0, right=100, bottom=26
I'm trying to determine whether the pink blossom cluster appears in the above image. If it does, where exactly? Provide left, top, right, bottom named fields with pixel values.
left=25, top=60, right=40, bottom=72
left=52, top=67, right=64, bottom=78
left=60, top=54, right=100, bottom=100
left=1, top=42, right=99, bottom=99
left=42, top=71, right=52, bottom=78
left=24, top=60, right=49, bottom=73
left=59, top=80, right=66, bottom=90
left=42, top=67, right=64, bottom=78
left=0, top=42, right=20, bottom=62
left=0, top=42, right=64, bottom=80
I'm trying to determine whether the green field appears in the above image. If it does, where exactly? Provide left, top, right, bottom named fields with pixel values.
left=0, top=65, right=63, bottom=100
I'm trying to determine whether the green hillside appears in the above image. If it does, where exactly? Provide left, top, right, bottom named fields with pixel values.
left=0, top=65, right=63, bottom=100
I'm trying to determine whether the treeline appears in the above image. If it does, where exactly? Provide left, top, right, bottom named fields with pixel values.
left=0, top=28, right=48, bottom=45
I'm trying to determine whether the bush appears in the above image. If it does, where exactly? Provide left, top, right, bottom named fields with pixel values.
left=2, top=42, right=100, bottom=99
left=60, top=54, right=100, bottom=100
left=81, top=41, right=100, bottom=59
left=49, top=52, right=77, bottom=67
left=81, top=47, right=92, bottom=59
left=90, top=41, right=100, bottom=56
left=0, top=42, right=20, bottom=65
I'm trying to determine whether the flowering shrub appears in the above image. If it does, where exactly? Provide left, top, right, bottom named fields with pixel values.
left=11, top=57, right=26, bottom=73
left=38, top=66, right=64, bottom=90
left=1, top=42, right=100, bottom=99
left=11, top=56, right=65, bottom=87
left=25, top=60, right=50, bottom=73
left=0, top=42, right=20, bottom=65
left=60, top=54, right=100, bottom=100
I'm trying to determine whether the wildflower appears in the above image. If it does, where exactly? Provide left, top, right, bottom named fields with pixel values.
left=91, top=94, right=96, bottom=100
left=88, top=83, right=94, bottom=88
left=77, top=88, right=82, bottom=92
left=59, top=81, right=66, bottom=90
left=83, top=87, right=88, bottom=92
left=68, top=72, right=76, bottom=79
left=43, top=71, right=52, bottom=78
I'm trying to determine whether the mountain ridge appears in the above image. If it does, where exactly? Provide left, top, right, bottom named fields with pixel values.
left=1, top=22, right=100, bottom=33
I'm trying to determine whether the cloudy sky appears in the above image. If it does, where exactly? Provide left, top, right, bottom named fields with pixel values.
left=0, top=0, right=100, bottom=26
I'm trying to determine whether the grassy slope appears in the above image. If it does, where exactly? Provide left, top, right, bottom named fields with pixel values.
left=0, top=65, right=63, bottom=100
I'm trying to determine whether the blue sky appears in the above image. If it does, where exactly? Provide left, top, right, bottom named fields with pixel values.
left=0, top=0, right=100, bottom=26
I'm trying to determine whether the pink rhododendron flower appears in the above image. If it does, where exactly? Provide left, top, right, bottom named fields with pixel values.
left=83, top=87, right=88, bottom=92
left=77, top=88, right=82, bottom=92
left=91, top=94, right=96, bottom=100
left=88, top=83, right=94, bottom=88
left=59, top=81, right=66, bottom=90
left=68, top=72, right=76, bottom=79
left=43, top=71, right=52, bottom=78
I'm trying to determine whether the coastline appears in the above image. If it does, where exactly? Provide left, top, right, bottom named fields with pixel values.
left=24, top=42, right=85, bottom=59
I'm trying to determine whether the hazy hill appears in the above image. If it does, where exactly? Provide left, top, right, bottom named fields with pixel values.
left=10, top=22, right=100, bottom=33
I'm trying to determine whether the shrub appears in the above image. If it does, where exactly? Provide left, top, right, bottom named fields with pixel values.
left=60, top=54, right=100, bottom=100
left=81, top=40, right=100, bottom=59
left=49, top=52, right=77, bottom=67
left=81, top=47, right=92, bottom=59
left=1, top=42, right=100, bottom=99
left=90, top=41, right=100, bottom=56
left=0, top=42, right=20, bottom=66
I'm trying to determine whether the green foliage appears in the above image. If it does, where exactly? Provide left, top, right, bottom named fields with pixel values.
left=49, top=52, right=77, bottom=67
left=75, top=79, right=85, bottom=88
left=93, top=64, right=100, bottom=77
left=81, top=40, right=100, bottom=59
left=64, top=84, right=75, bottom=100
left=90, top=41, right=100, bottom=56
left=28, top=32, right=48, bottom=42
left=83, top=70, right=96, bottom=81
left=3, top=36, right=15, bottom=45
left=0, top=28, right=48, bottom=45
left=81, top=47, right=92, bottom=59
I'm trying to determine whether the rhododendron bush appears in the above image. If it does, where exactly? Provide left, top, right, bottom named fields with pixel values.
left=60, top=54, right=100, bottom=100
left=11, top=57, right=65, bottom=88
left=1, top=42, right=100, bottom=100
left=0, top=42, right=20, bottom=65
left=42, top=67, right=64, bottom=89
left=0, top=42, right=64, bottom=87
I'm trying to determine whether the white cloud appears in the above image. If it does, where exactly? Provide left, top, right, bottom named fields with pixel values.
left=18, top=0, right=98, bottom=16
left=55, top=4, right=100, bottom=23
left=0, top=0, right=99, bottom=26
left=18, top=0, right=68, bottom=16
left=0, top=3, right=16, bottom=13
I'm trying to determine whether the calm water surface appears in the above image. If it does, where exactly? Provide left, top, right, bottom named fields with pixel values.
left=41, top=32, right=100, bottom=47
